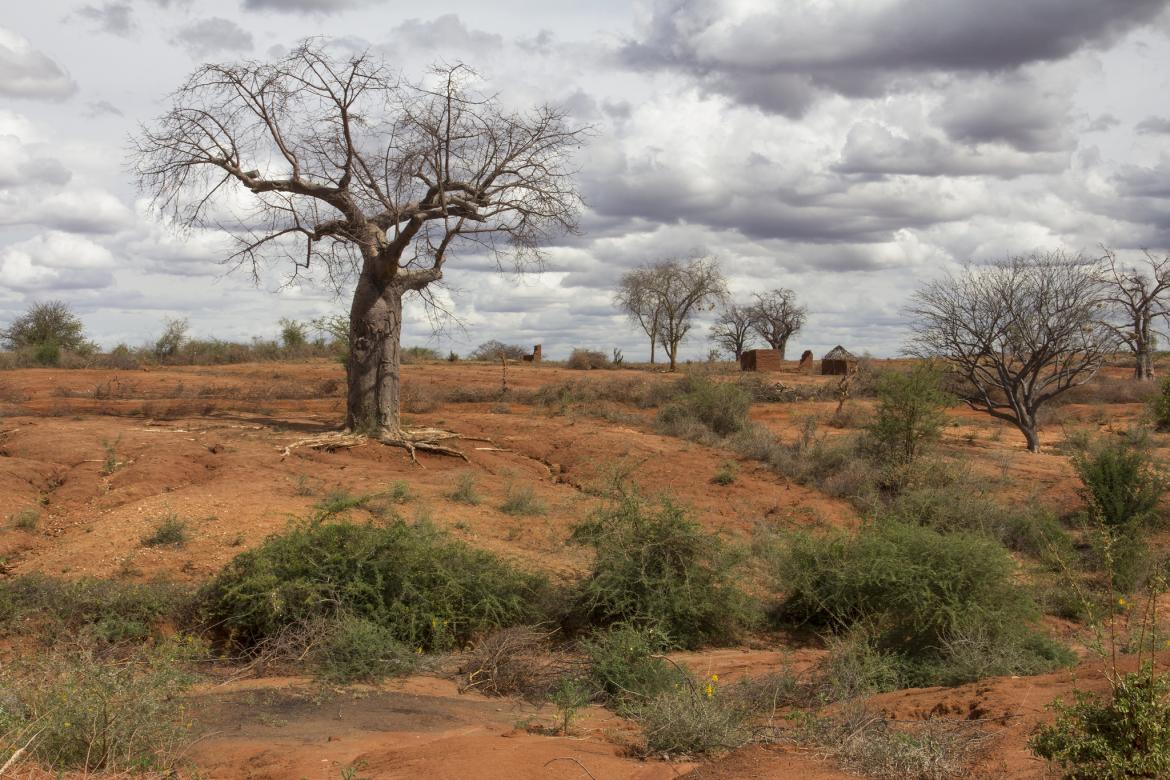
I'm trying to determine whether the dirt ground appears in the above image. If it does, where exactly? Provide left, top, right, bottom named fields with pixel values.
left=0, top=358, right=1163, bottom=779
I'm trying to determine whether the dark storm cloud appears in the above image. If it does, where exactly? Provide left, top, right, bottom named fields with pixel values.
left=1136, top=116, right=1170, bottom=135
left=172, top=18, right=254, bottom=57
left=580, top=158, right=965, bottom=249
left=934, top=77, right=1075, bottom=153
left=835, top=122, right=1067, bottom=179
left=622, top=0, right=1169, bottom=115
left=75, top=3, right=135, bottom=36
left=0, top=29, right=78, bottom=100
left=241, top=0, right=384, bottom=14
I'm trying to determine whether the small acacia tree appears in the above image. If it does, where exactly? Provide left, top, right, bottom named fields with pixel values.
left=908, top=251, right=1115, bottom=452
left=616, top=255, right=725, bottom=371
left=1, top=301, right=94, bottom=364
left=709, top=302, right=754, bottom=361
left=1096, top=248, right=1170, bottom=381
left=614, top=265, right=667, bottom=364
left=133, top=42, right=583, bottom=452
left=748, top=288, right=805, bottom=359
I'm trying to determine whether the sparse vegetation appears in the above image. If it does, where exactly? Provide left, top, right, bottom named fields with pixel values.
left=141, top=513, right=190, bottom=548
left=0, top=640, right=200, bottom=772
left=500, top=483, right=546, bottom=516
left=448, top=471, right=482, bottom=505
left=8, top=507, right=39, bottom=531
left=0, top=575, right=188, bottom=643
left=711, top=460, right=738, bottom=485
left=656, top=375, right=751, bottom=438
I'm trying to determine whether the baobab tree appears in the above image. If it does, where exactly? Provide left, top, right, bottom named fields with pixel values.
left=748, top=289, right=806, bottom=359
left=616, top=255, right=725, bottom=370
left=907, top=251, right=1115, bottom=452
left=709, top=302, right=755, bottom=361
left=132, top=42, right=583, bottom=456
left=1095, top=248, right=1170, bottom=381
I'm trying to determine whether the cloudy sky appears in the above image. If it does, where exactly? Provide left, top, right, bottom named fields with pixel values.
left=4, top=0, right=1170, bottom=360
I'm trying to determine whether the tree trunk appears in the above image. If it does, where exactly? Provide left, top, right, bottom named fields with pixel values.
left=346, top=276, right=404, bottom=437
left=777, top=336, right=788, bottom=361
left=650, top=336, right=656, bottom=364
left=1135, top=313, right=1155, bottom=381
left=668, top=340, right=679, bottom=371
left=1019, top=416, right=1040, bottom=453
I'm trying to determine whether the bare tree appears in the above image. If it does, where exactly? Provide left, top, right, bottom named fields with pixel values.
left=616, top=255, right=725, bottom=370
left=614, top=265, right=667, bottom=364
left=907, top=251, right=1115, bottom=453
left=132, top=42, right=583, bottom=454
left=1095, top=248, right=1170, bottom=381
left=748, top=289, right=806, bottom=359
left=709, top=302, right=755, bottom=361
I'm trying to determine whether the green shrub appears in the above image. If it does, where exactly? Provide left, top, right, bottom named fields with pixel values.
left=200, top=519, right=550, bottom=651
left=313, top=614, right=417, bottom=683
left=656, top=376, right=751, bottom=438
left=877, top=486, right=1074, bottom=562
left=1150, top=376, right=1170, bottom=431
left=0, top=640, right=199, bottom=772
left=775, top=521, right=1070, bottom=686
left=141, top=513, right=189, bottom=547
left=582, top=624, right=683, bottom=708
left=568, top=495, right=752, bottom=648
left=0, top=575, right=187, bottom=643
left=549, top=678, right=591, bottom=734
left=1030, top=666, right=1170, bottom=779
left=865, top=364, right=951, bottom=464
left=711, top=461, right=738, bottom=485
left=1072, top=435, right=1167, bottom=529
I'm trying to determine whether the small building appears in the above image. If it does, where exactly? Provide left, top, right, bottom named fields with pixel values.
left=740, top=348, right=783, bottom=372
left=820, top=345, right=858, bottom=375
left=521, top=344, right=542, bottom=364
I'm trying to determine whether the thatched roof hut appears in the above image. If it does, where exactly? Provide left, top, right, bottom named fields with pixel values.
left=821, top=345, right=858, bottom=375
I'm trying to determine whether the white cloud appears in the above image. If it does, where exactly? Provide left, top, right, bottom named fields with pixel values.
left=0, top=27, right=77, bottom=100
left=0, top=232, right=115, bottom=291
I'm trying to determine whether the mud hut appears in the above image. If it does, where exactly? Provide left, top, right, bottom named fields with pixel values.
left=740, top=348, right=783, bottom=372
left=820, top=345, right=858, bottom=375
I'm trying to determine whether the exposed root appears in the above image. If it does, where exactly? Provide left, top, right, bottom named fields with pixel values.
left=280, top=428, right=492, bottom=465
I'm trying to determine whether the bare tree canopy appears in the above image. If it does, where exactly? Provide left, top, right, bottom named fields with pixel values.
left=1095, top=248, right=1170, bottom=381
left=615, top=255, right=726, bottom=370
left=709, top=302, right=755, bottom=361
left=907, top=251, right=1116, bottom=452
left=614, top=265, right=667, bottom=364
left=132, top=41, right=584, bottom=447
left=748, top=288, right=806, bottom=359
